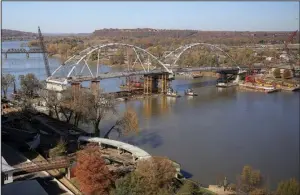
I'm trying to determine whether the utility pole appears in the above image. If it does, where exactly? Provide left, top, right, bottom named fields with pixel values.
left=38, top=26, right=51, bottom=77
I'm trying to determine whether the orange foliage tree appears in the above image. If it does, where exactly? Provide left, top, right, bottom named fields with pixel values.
left=75, top=144, right=115, bottom=195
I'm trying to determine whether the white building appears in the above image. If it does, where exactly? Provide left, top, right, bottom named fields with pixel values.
left=2, top=157, right=16, bottom=184
left=279, top=54, right=289, bottom=61
left=265, top=57, right=273, bottom=61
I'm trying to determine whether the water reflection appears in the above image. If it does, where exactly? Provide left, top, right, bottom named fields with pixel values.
left=142, top=96, right=173, bottom=118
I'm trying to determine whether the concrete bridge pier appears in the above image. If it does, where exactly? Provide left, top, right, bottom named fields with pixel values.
left=143, top=74, right=160, bottom=95
left=143, top=75, right=152, bottom=95
left=71, top=82, right=81, bottom=102
left=159, top=73, right=168, bottom=94
left=90, top=80, right=100, bottom=96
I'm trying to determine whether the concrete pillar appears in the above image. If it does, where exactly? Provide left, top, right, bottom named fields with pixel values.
left=160, top=74, right=168, bottom=94
left=144, top=76, right=149, bottom=95
left=71, top=82, right=81, bottom=102
left=149, top=76, right=152, bottom=94
left=90, top=80, right=100, bottom=96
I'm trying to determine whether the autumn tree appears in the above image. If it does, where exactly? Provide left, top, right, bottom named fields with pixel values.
left=1, top=73, right=15, bottom=99
left=75, top=144, right=114, bottom=195
left=103, top=107, right=139, bottom=138
left=58, top=43, right=71, bottom=61
left=276, top=178, right=300, bottom=195
left=47, top=43, right=58, bottom=55
left=18, top=73, right=42, bottom=99
left=126, top=48, right=136, bottom=66
left=135, top=156, right=177, bottom=194
left=282, top=69, right=292, bottom=79
left=84, top=90, right=117, bottom=136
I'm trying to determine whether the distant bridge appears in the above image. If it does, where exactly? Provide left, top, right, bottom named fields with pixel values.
left=2, top=48, right=46, bottom=58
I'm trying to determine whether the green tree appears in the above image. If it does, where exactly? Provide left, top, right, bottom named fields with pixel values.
left=49, top=138, right=67, bottom=158
left=249, top=188, right=268, bottom=195
left=273, top=68, right=281, bottom=78
left=249, top=170, right=262, bottom=187
left=111, top=173, right=145, bottom=195
left=135, top=156, right=177, bottom=194
left=240, top=165, right=264, bottom=194
left=276, top=178, right=300, bottom=195
left=1, top=73, right=15, bottom=99
left=176, top=180, right=199, bottom=195
left=109, top=50, right=125, bottom=65
left=18, top=73, right=41, bottom=98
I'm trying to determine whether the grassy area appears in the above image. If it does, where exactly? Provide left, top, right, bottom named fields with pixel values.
left=176, top=179, right=216, bottom=195
left=199, top=187, right=217, bottom=195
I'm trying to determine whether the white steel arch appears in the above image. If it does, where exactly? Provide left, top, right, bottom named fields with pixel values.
left=50, top=43, right=173, bottom=80
left=162, top=43, right=237, bottom=67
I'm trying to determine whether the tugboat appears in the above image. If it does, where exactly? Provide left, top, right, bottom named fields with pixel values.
left=192, top=72, right=203, bottom=79
left=184, top=88, right=198, bottom=96
left=166, top=88, right=180, bottom=97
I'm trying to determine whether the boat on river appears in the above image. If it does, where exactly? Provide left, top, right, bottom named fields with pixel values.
left=216, top=77, right=239, bottom=88
left=184, top=88, right=198, bottom=96
left=166, top=88, right=180, bottom=97
left=192, top=73, right=203, bottom=79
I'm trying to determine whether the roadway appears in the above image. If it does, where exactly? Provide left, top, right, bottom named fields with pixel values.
left=48, top=66, right=241, bottom=84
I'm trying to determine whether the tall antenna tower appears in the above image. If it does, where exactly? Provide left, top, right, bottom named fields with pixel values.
left=38, top=26, right=51, bottom=77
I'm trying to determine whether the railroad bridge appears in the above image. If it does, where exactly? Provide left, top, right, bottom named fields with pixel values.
left=45, top=42, right=247, bottom=95
left=2, top=48, right=45, bottom=58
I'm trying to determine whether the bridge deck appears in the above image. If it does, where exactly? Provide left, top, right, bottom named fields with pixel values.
left=47, top=66, right=242, bottom=84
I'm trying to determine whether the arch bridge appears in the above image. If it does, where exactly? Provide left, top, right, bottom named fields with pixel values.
left=45, top=42, right=253, bottom=94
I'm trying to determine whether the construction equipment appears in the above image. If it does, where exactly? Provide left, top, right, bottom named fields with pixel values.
left=38, top=26, right=51, bottom=77
left=284, top=30, right=298, bottom=74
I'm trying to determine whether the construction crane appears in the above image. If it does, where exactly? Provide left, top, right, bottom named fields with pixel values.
left=283, top=30, right=298, bottom=76
left=38, top=26, right=51, bottom=77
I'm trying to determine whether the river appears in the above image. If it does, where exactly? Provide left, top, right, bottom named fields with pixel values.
left=2, top=41, right=299, bottom=189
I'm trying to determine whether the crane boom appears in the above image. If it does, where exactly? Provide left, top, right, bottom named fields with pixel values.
left=284, top=30, right=298, bottom=53
left=38, top=26, right=51, bottom=77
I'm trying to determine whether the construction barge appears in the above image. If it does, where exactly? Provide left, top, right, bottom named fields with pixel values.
left=237, top=72, right=300, bottom=93
left=239, top=83, right=279, bottom=93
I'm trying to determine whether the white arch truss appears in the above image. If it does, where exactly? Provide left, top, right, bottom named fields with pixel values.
left=50, top=43, right=173, bottom=81
left=161, top=43, right=237, bottom=67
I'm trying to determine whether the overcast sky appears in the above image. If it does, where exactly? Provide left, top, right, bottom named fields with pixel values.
left=2, top=1, right=299, bottom=33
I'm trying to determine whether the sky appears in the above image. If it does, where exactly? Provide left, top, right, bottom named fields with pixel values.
left=2, top=1, right=299, bottom=33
